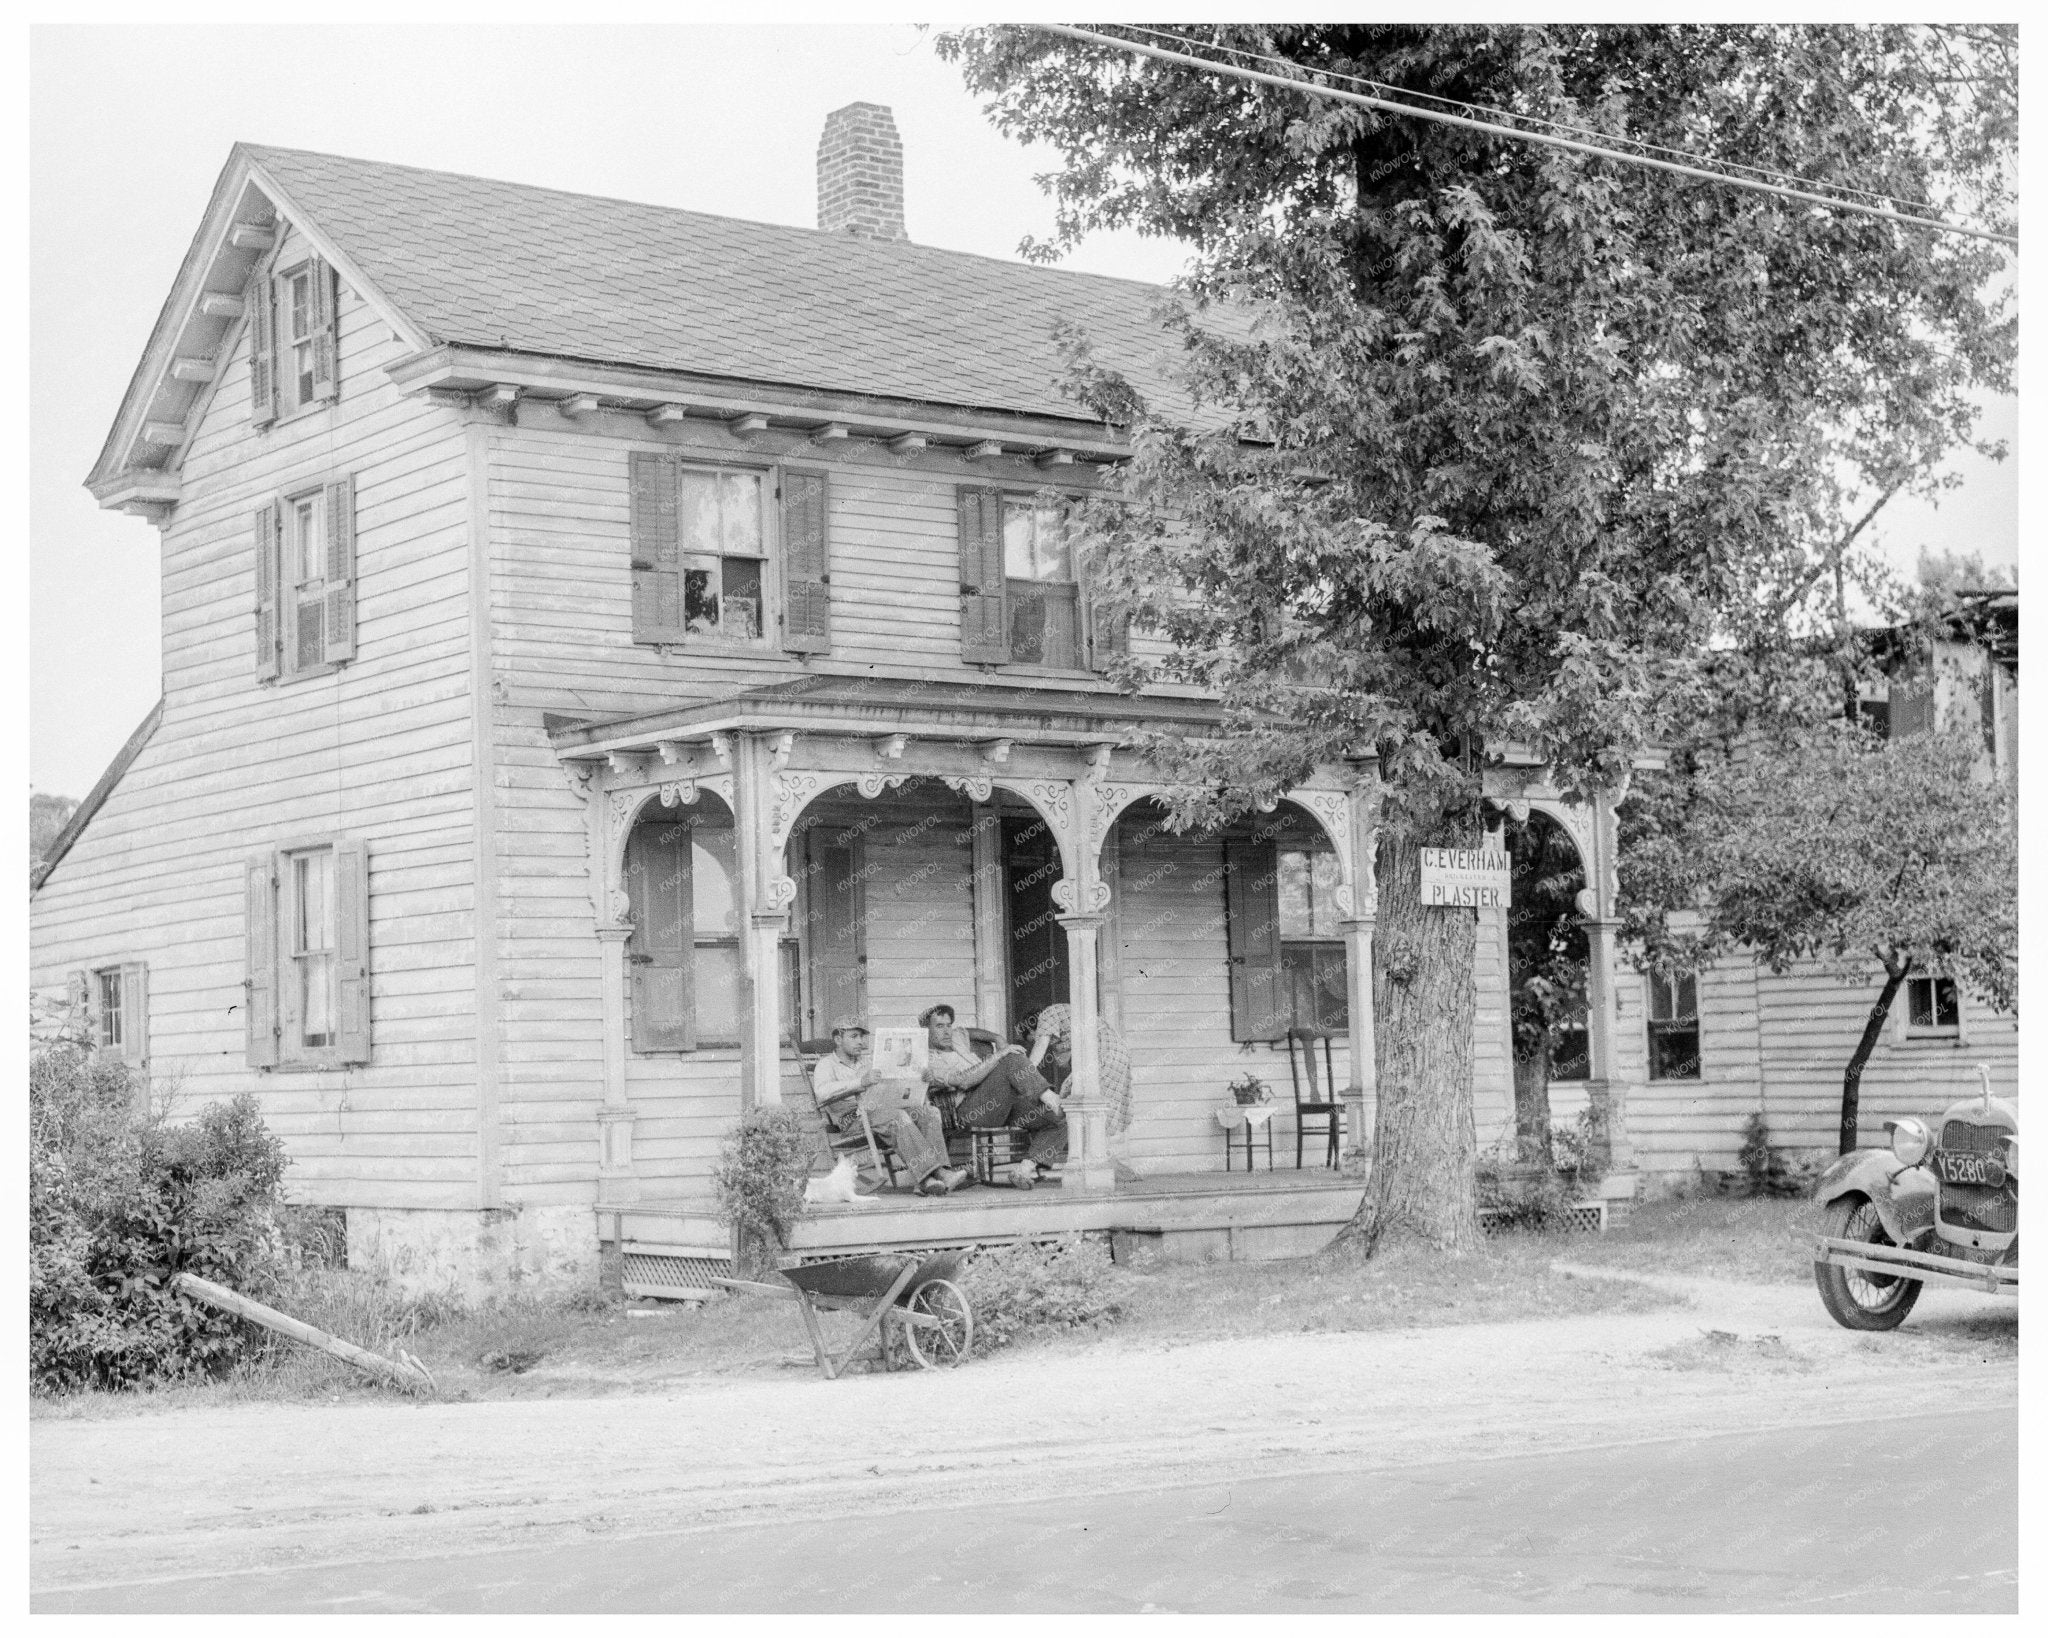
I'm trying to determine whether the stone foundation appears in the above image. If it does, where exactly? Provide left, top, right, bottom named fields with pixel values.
left=346, top=1205, right=601, bottom=1300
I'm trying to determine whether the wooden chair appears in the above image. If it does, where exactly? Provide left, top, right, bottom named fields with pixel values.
left=1286, top=1027, right=1342, bottom=1169
left=797, top=1041, right=907, bottom=1190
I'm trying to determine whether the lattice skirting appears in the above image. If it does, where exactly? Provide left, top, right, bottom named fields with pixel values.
left=1478, top=1200, right=1608, bottom=1237
left=621, top=1250, right=732, bottom=1299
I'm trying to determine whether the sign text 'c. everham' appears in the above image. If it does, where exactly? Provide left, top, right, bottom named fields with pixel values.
left=1418, top=845, right=1513, bottom=910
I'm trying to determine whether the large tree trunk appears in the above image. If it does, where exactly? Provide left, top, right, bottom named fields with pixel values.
left=1513, top=1037, right=1554, bottom=1166
left=1327, top=822, right=1483, bottom=1258
left=1841, top=960, right=1910, bottom=1155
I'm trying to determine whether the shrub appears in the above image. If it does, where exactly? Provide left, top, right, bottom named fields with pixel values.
left=957, top=1236, right=1124, bottom=1354
left=712, top=1105, right=810, bottom=1267
left=1738, top=1111, right=1824, bottom=1198
left=30, top=1042, right=291, bottom=1393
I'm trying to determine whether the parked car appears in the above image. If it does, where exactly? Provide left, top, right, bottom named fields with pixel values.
left=1811, top=1065, right=2018, bottom=1329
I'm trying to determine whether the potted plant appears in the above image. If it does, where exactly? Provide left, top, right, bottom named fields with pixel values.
left=1227, top=1071, right=1273, bottom=1107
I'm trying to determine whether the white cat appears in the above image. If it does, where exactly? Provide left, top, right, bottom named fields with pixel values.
left=804, top=1153, right=879, bottom=1206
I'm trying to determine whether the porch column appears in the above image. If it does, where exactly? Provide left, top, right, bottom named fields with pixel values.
left=734, top=732, right=788, bottom=1109
left=1577, top=787, right=1635, bottom=1174
left=969, top=801, right=1008, bottom=1036
left=595, top=925, right=638, bottom=1205
left=1339, top=763, right=1382, bottom=1176
left=1057, top=911, right=1114, bottom=1192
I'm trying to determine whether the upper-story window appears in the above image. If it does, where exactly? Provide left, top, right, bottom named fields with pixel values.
left=630, top=453, right=831, bottom=656
left=959, top=485, right=1127, bottom=672
left=246, top=253, right=339, bottom=427
left=254, top=477, right=357, bottom=682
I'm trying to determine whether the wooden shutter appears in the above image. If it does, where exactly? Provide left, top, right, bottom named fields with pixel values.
left=331, top=837, right=371, bottom=1064
left=254, top=502, right=281, bottom=681
left=802, top=827, right=866, bottom=1038
left=958, top=487, right=1010, bottom=663
left=322, top=474, right=357, bottom=665
left=1086, top=558, right=1131, bottom=670
left=1224, top=837, right=1287, bottom=1042
left=779, top=468, right=832, bottom=655
left=309, top=257, right=339, bottom=403
left=629, top=452, right=685, bottom=643
left=119, top=962, right=150, bottom=1068
left=245, top=854, right=279, bottom=1067
left=626, top=819, right=695, bottom=1051
left=66, top=970, right=89, bottom=1040
left=246, top=275, right=276, bottom=427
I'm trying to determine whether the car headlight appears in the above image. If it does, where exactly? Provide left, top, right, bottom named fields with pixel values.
left=1888, top=1117, right=1931, bottom=1166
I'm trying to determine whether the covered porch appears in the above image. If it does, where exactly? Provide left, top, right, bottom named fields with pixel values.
left=550, top=677, right=1639, bottom=1231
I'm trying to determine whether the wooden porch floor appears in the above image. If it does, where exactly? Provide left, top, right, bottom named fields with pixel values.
left=606, top=1167, right=1366, bottom=1294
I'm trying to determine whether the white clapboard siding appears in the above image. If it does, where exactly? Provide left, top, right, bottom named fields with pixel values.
left=1114, top=819, right=1353, bottom=1175
left=30, top=222, right=481, bottom=1211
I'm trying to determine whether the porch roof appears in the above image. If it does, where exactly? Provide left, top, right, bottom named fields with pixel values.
left=546, top=676, right=1229, bottom=758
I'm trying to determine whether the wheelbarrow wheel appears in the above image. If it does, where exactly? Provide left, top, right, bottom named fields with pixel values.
left=902, top=1278, right=973, bottom=1368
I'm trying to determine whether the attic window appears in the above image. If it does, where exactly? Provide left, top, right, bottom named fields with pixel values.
left=248, top=254, right=338, bottom=426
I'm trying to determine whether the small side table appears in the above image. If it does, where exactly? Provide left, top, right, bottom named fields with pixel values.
left=1216, top=1103, right=1277, bottom=1172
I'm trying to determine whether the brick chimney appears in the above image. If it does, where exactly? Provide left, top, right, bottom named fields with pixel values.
left=817, top=102, right=907, bottom=241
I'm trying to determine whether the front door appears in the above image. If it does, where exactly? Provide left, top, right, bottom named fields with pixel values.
left=1003, top=814, right=1068, bottom=1030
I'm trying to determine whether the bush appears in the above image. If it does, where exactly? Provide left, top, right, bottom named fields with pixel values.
left=1738, top=1112, right=1825, bottom=1198
left=712, top=1105, right=810, bottom=1268
left=957, top=1236, right=1124, bottom=1354
left=30, top=1043, right=291, bottom=1393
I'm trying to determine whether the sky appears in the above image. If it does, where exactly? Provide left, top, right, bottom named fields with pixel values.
left=28, top=22, right=2020, bottom=800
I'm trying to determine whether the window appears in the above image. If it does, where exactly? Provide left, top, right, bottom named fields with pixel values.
left=254, top=477, right=356, bottom=681
left=247, top=254, right=338, bottom=427
left=246, top=839, right=370, bottom=1069
left=624, top=804, right=744, bottom=1051
left=958, top=486, right=1125, bottom=670
left=69, top=963, right=148, bottom=1067
left=630, top=454, right=828, bottom=653
left=1646, top=970, right=1701, bottom=1081
left=1276, top=846, right=1347, bottom=1035
left=1223, top=827, right=1349, bottom=1042
left=1905, top=975, right=1961, bottom=1035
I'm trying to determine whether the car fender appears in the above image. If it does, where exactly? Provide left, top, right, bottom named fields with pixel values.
left=1813, top=1149, right=1926, bottom=1246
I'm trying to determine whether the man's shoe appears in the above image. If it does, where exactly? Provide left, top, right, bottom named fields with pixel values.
left=919, top=1174, right=949, bottom=1196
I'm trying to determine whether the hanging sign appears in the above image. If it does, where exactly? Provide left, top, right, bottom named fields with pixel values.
left=1419, top=845, right=1512, bottom=909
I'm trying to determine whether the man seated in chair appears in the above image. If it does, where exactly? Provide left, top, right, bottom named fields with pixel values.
left=920, top=1003, right=1068, bottom=1175
left=812, top=1018, right=968, bottom=1196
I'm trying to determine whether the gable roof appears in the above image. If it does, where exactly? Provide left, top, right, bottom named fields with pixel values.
left=31, top=698, right=164, bottom=895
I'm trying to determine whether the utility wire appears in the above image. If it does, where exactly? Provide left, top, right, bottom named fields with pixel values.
left=1124, top=24, right=1957, bottom=219
left=1035, top=23, right=2018, bottom=250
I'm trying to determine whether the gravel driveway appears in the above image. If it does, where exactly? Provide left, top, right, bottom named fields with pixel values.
left=31, top=1266, right=2016, bottom=1603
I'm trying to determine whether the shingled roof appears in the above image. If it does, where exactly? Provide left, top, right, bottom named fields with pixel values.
left=243, top=144, right=1196, bottom=426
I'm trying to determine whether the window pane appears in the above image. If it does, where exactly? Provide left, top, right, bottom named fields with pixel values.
left=692, top=821, right=738, bottom=936
left=1676, top=972, right=1698, bottom=1020
left=680, top=471, right=718, bottom=556
left=1649, top=1023, right=1700, bottom=1080
left=1277, top=849, right=1313, bottom=938
left=1936, top=980, right=1960, bottom=1028
left=289, top=273, right=311, bottom=340
left=721, top=472, right=763, bottom=558
left=1310, top=850, right=1342, bottom=937
left=683, top=565, right=719, bottom=633
left=1003, top=499, right=1035, bottom=580
left=1008, top=584, right=1047, bottom=663
left=295, top=499, right=323, bottom=586
left=1908, top=980, right=1933, bottom=1028
left=296, top=849, right=336, bottom=1047
left=722, top=556, right=762, bottom=639
left=1033, top=502, right=1072, bottom=581
left=97, top=971, right=124, bottom=1051
left=695, top=943, right=742, bottom=1043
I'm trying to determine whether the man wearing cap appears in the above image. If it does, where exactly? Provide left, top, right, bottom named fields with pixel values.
left=812, top=1017, right=967, bottom=1196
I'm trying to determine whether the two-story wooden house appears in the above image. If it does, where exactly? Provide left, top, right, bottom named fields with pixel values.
left=37, top=106, right=1667, bottom=1292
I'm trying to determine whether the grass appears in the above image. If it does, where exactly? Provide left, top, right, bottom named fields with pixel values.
left=37, top=1195, right=1824, bottom=1416
left=1543, top=1194, right=1822, bottom=1287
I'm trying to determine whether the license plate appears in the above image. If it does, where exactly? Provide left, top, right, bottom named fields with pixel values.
left=1936, top=1150, right=2007, bottom=1188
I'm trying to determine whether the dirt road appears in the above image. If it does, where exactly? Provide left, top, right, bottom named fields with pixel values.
left=32, top=1269, right=2016, bottom=1607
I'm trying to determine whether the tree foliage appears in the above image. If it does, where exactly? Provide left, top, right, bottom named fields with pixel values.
left=1621, top=723, right=2015, bottom=1150
left=938, top=23, right=2016, bottom=1244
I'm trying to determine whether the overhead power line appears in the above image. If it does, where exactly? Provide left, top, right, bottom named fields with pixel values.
left=1124, top=24, right=1954, bottom=219
left=1033, top=23, right=2019, bottom=251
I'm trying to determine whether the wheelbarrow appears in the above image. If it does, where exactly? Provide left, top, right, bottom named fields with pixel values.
left=711, top=1250, right=974, bottom=1379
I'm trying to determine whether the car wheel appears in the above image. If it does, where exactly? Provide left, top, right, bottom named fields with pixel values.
left=1815, top=1195, right=1924, bottom=1331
